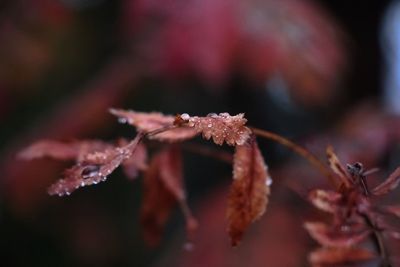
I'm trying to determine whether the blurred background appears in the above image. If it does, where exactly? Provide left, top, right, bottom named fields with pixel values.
left=1, top=0, right=400, bottom=266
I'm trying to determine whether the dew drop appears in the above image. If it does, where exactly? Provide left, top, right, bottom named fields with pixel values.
left=180, top=113, right=190, bottom=121
left=81, top=165, right=100, bottom=179
left=266, top=178, right=273, bottom=186
left=118, top=118, right=127, bottom=124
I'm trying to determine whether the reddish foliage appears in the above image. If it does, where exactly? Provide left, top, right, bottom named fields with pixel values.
left=140, top=146, right=197, bottom=246
left=305, top=147, right=400, bottom=266
left=309, top=247, right=376, bottom=266
left=186, top=113, right=251, bottom=146
left=227, top=138, right=271, bottom=246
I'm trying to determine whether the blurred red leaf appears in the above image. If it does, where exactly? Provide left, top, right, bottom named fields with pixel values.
left=123, top=0, right=346, bottom=105
left=308, top=189, right=342, bottom=214
left=304, top=221, right=370, bottom=247
left=18, top=140, right=112, bottom=161
left=140, top=145, right=197, bottom=246
left=227, top=138, right=271, bottom=246
left=309, top=247, right=376, bottom=266
left=372, top=167, right=400, bottom=196
left=326, top=145, right=352, bottom=188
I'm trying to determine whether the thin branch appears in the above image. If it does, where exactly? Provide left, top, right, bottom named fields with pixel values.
left=250, top=127, right=337, bottom=187
left=362, top=213, right=392, bottom=267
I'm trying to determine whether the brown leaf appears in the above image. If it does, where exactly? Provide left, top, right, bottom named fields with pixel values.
left=326, top=145, right=352, bottom=188
left=227, top=138, right=272, bottom=246
left=372, top=167, right=400, bottom=196
left=304, top=221, right=370, bottom=247
left=109, top=108, right=197, bottom=142
left=18, top=140, right=112, bottom=161
left=47, top=133, right=144, bottom=196
left=308, top=189, right=342, bottom=214
left=140, top=146, right=197, bottom=246
left=118, top=139, right=148, bottom=180
left=309, top=247, right=376, bottom=266
left=186, top=113, right=251, bottom=146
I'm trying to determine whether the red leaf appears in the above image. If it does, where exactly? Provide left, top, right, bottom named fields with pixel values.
left=18, top=140, right=112, bottom=161
left=308, top=189, right=342, bottom=214
left=227, top=138, right=272, bottom=246
left=109, top=108, right=198, bottom=142
left=326, top=146, right=352, bottom=188
left=309, top=247, right=376, bottom=266
left=372, top=167, right=400, bottom=196
left=47, top=133, right=144, bottom=196
left=140, top=146, right=197, bottom=246
left=118, top=139, right=148, bottom=180
left=186, top=113, right=251, bottom=146
left=304, top=221, right=370, bottom=247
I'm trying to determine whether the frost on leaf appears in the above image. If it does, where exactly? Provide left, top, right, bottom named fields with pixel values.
left=227, top=138, right=271, bottom=246
left=187, top=113, right=251, bottom=146
left=372, top=167, right=400, bottom=196
left=304, top=222, right=370, bottom=247
left=309, top=247, right=375, bottom=266
left=109, top=108, right=197, bottom=142
left=46, top=133, right=144, bottom=196
left=18, top=140, right=112, bottom=161
left=140, top=146, right=197, bottom=246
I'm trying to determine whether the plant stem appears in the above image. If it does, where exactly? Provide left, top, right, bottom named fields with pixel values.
left=251, top=127, right=337, bottom=187
left=362, top=213, right=391, bottom=267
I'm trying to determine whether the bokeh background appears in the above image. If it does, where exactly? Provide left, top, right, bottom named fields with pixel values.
left=1, top=0, right=400, bottom=266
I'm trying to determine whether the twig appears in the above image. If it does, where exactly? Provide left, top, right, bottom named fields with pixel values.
left=250, top=127, right=337, bottom=187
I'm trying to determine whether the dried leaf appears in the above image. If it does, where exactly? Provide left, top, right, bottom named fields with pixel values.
left=308, top=189, right=342, bottom=214
left=372, top=167, right=400, bottom=196
left=304, top=222, right=370, bottom=247
left=187, top=113, right=251, bottom=146
left=18, top=140, right=112, bottom=161
left=309, top=247, right=376, bottom=265
left=140, top=146, right=197, bottom=246
left=119, top=139, right=148, bottom=180
left=227, top=138, right=272, bottom=246
left=109, top=108, right=197, bottom=142
left=326, top=146, right=352, bottom=188
left=47, top=133, right=144, bottom=196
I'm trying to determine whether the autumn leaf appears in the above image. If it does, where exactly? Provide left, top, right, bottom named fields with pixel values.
left=227, top=138, right=272, bottom=246
left=18, top=140, right=112, bottom=161
left=186, top=113, right=251, bottom=146
left=326, top=145, right=352, bottom=188
left=304, top=221, right=370, bottom=247
left=308, top=189, right=342, bottom=214
left=309, top=247, right=376, bottom=266
left=109, top=108, right=198, bottom=142
left=47, top=133, right=144, bottom=196
left=118, top=139, right=148, bottom=180
left=372, top=167, right=400, bottom=196
left=140, top=146, right=197, bottom=246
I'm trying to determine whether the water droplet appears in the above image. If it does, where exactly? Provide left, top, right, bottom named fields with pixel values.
left=81, top=165, right=100, bottom=179
left=266, top=178, right=273, bottom=186
left=207, top=123, right=212, bottom=128
left=180, top=113, right=190, bottom=121
left=118, top=118, right=127, bottom=124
